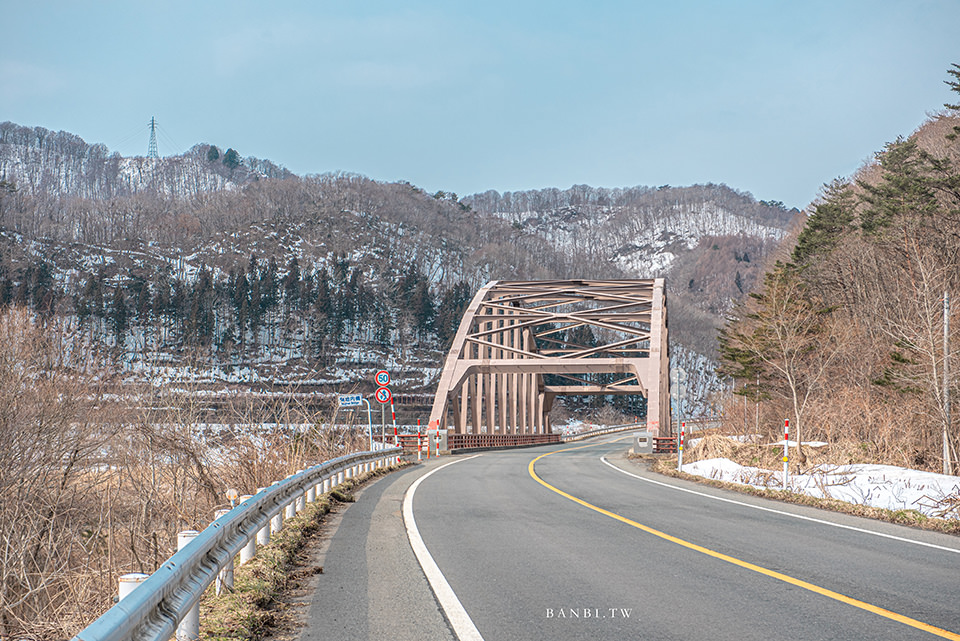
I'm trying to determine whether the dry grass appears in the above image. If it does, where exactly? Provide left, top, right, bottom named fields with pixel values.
left=0, top=307, right=383, bottom=639
left=638, top=452, right=960, bottom=536
left=683, top=432, right=914, bottom=474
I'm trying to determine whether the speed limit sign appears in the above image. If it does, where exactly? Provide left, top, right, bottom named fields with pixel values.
left=375, top=370, right=390, bottom=386
left=375, top=386, right=392, bottom=404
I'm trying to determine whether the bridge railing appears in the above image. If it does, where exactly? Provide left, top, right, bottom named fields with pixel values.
left=73, top=447, right=403, bottom=641
left=562, top=423, right=643, bottom=442
left=447, top=432, right=562, bottom=449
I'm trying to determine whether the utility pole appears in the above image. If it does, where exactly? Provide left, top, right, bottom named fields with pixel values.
left=944, top=291, right=952, bottom=475
left=147, top=116, right=159, bottom=159
left=755, top=372, right=760, bottom=435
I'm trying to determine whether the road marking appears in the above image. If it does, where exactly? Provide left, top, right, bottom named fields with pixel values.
left=404, top=456, right=485, bottom=641
left=529, top=446, right=960, bottom=641
left=599, top=454, right=960, bottom=555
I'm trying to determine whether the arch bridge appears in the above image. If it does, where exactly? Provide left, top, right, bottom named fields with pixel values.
left=428, top=279, right=669, bottom=447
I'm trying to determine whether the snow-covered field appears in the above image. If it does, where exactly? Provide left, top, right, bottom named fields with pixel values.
left=683, top=457, right=960, bottom=520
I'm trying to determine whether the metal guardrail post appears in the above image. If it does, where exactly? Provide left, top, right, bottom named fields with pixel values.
left=254, top=489, right=271, bottom=547
left=238, top=496, right=256, bottom=565
left=118, top=574, right=148, bottom=601
left=271, top=509, right=283, bottom=535
left=213, top=510, right=234, bottom=595
left=295, top=471, right=306, bottom=512
left=176, top=531, right=200, bottom=641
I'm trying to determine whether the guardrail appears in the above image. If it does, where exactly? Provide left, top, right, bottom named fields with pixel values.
left=562, top=423, right=643, bottom=442
left=74, top=447, right=403, bottom=641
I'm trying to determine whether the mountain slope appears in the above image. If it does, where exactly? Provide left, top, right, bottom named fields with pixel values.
left=0, top=121, right=798, bottom=417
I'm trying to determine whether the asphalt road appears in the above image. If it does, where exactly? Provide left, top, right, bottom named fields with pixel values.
left=295, top=459, right=457, bottom=641
left=294, top=435, right=960, bottom=641
left=409, top=435, right=960, bottom=641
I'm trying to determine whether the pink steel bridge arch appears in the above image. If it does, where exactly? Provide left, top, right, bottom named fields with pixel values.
left=427, top=279, right=669, bottom=443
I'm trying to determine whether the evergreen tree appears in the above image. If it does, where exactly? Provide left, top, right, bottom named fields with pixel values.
left=185, top=266, right=216, bottom=346
left=435, top=281, right=472, bottom=347
left=945, top=62, right=960, bottom=141
left=283, top=256, right=302, bottom=312
left=222, top=148, right=241, bottom=169
left=29, top=260, right=55, bottom=316
left=409, top=280, right=435, bottom=341
left=110, top=283, right=127, bottom=342
left=128, top=274, right=152, bottom=324
left=858, top=138, right=939, bottom=235
left=0, top=264, right=12, bottom=307
left=260, top=256, right=279, bottom=313
left=791, top=179, right=856, bottom=265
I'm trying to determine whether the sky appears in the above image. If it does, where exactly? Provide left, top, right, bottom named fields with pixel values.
left=1, top=0, right=958, bottom=210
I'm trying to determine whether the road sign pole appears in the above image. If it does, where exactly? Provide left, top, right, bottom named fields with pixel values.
left=362, top=398, right=373, bottom=451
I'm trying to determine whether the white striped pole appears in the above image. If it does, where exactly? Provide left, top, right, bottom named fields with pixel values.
left=390, top=397, right=397, bottom=445
left=677, top=422, right=685, bottom=470
left=783, top=419, right=790, bottom=490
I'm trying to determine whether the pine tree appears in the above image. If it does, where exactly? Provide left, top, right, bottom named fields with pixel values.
left=409, top=280, right=434, bottom=341
left=222, top=148, right=241, bottom=169
left=110, top=283, right=127, bottom=343
left=858, top=138, right=940, bottom=236
left=435, top=281, right=472, bottom=347
left=945, top=62, right=960, bottom=141
left=283, top=256, right=302, bottom=312
left=791, top=179, right=856, bottom=265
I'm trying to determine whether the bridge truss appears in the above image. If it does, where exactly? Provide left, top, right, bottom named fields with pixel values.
left=428, top=279, right=669, bottom=440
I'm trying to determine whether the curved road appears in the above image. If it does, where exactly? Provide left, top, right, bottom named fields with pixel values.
left=407, top=434, right=960, bottom=641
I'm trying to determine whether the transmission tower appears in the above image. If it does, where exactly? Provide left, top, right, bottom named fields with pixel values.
left=147, top=116, right=159, bottom=158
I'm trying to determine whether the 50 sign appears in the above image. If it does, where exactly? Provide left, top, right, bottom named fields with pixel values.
left=375, top=370, right=390, bottom=387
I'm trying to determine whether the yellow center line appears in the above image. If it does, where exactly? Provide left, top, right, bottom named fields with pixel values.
left=529, top=443, right=960, bottom=641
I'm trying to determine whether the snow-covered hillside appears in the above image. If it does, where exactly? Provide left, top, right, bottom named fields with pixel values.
left=0, top=121, right=801, bottom=419
left=0, top=121, right=292, bottom=199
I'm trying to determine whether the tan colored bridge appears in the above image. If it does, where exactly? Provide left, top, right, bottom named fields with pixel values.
left=427, top=279, right=669, bottom=445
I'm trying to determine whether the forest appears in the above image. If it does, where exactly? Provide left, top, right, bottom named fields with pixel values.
left=720, top=64, right=960, bottom=474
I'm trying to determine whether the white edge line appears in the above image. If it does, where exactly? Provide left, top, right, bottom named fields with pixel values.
left=600, top=455, right=960, bottom=555
left=403, top=455, right=486, bottom=641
